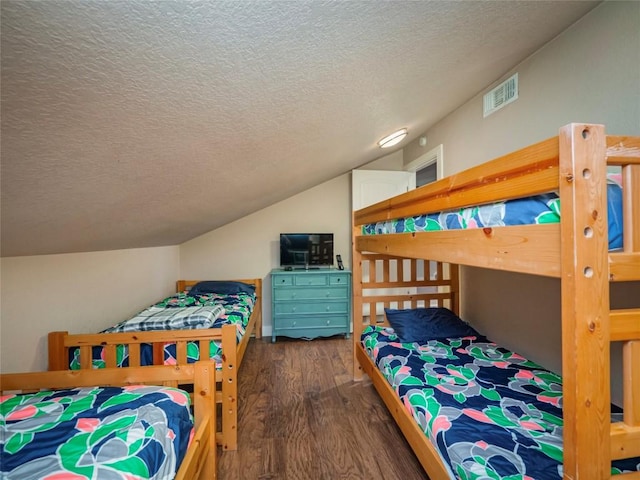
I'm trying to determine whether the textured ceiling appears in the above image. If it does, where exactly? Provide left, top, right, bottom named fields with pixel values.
left=1, top=0, right=599, bottom=257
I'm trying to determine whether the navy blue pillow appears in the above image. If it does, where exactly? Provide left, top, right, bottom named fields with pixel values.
left=384, top=307, right=479, bottom=343
left=188, top=281, right=255, bottom=296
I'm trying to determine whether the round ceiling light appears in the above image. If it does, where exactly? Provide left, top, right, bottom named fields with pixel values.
left=378, top=128, right=408, bottom=148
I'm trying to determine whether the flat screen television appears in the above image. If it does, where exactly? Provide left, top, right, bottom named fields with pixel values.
left=280, top=233, right=334, bottom=269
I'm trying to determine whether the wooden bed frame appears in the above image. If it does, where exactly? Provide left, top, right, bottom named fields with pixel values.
left=352, top=123, right=640, bottom=479
left=0, top=362, right=216, bottom=480
left=47, top=278, right=263, bottom=451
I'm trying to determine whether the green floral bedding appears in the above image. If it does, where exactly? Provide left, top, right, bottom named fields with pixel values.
left=362, top=176, right=624, bottom=250
left=362, top=325, right=640, bottom=478
left=1, top=385, right=193, bottom=479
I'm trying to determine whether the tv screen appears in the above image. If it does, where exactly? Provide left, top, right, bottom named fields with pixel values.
left=280, top=233, right=334, bottom=268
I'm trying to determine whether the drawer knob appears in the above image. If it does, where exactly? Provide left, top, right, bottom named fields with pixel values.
left=326, top=306, right=330, bottom=311
left=292, top=307, right=296, bottom=313
left=326, top=320, right=331, bottom=325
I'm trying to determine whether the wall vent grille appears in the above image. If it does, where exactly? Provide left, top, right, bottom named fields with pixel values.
left=483, top=73, right=518, bottom=117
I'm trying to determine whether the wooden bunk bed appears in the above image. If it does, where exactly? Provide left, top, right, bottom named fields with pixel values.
left=47, top=278, right=263, bottom=451
left=352, top=123, right=640, bottom=479
left=1, top=362, right=216, bottom=480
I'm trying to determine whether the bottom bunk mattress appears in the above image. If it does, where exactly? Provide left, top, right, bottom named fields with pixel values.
left=1, top=384, right=193, bottom=480
left=361, top=325, right=640, bottom=479
left=69, top=290, right=256, bottom=369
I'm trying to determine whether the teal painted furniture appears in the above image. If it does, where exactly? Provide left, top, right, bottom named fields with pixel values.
left=271, top=268, right=351, bottom=342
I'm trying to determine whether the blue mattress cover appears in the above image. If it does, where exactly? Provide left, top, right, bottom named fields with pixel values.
left=362, top=180, right=623, bottom=250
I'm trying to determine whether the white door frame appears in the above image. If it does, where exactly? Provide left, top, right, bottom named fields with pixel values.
left=404, top=144, right=444, bottom=180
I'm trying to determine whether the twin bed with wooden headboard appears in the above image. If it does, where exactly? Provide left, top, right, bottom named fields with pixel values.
left=47, top=278, right=263, bottom=452
left=352, top=124, right=640, bottom=479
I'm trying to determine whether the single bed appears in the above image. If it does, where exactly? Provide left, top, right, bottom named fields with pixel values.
left=352, top=123, right=640, bottom=479
left=1, top=362, right=215, bottom=480
left=48, top=278, right=263, bottom=451
left=361, top=316, right=640, bottom=478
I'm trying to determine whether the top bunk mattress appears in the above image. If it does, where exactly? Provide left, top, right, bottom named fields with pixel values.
left=361, top=175, right=623, bottom=250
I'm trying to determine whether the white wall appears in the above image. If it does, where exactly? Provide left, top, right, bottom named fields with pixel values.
left=0, top=246, right=179, bottom=373
left=359, top=149, right=404, bottom=171
left=404, top=2, right=639, bottom=171
left=403, top=1, right=640, bottom=405
left=180, top=174, right=352, bottom=337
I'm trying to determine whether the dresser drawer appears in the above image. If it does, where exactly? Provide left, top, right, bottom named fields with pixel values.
left=274, top=315, right=348, bottom=330
left=294, top=275, right=328, bottom=286
left=273, top=275, right=294, bottom=286
left=273, top=286, right=349, bottom=301
left=273, top=301, right=349, bottom=315
left=329, top=273, right=349, bottom=285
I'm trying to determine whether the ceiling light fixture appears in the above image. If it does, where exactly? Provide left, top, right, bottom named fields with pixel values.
left=378, top=128, right=408, bottom=148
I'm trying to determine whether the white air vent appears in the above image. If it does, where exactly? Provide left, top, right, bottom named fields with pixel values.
left=483, top=73, right=518, bottom=117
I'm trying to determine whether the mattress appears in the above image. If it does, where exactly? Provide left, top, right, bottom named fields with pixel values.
left=362, top=179, right=623, bottom=250
left=69, top=291, right=256, bottom=369
left=1, top=385, right=193, bottom=480
left=361, top=325, right=640, bottom=478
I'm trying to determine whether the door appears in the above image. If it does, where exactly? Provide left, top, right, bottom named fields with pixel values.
left=351, top=169, right=415, bottom=210
left=352, top=169, right=416, bottom=320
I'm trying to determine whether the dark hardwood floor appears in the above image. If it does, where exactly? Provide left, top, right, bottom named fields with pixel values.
left=217, top=336, right=430, bottom=480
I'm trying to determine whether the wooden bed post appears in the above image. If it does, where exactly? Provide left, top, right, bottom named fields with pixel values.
left=621, top=163, right=640, bottom=433
left=352, top=219, right=364, bottom=381
left=221, top=323, right=238, bottom=450
left=448, top=263, right=460, bottom=315
left=253, top=278, right=263, bottom=339
left=192, top=362, right=217, bottom=480
left=559, top=123, right=610, bottom=478
left=48, top=331, right=68, bottom=371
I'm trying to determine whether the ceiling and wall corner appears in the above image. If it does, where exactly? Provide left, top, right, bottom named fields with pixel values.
left=0, top=0, right=600, bottom=257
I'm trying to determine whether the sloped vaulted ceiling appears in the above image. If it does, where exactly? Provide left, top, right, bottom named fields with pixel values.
left=0, top=0, right=599, bottom=257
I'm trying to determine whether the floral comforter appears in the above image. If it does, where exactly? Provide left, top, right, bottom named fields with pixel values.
left=1, top=385, right=193, bottom=480
left=361, top=326, right=640, bottom=479
left=69, top=291, right=256, bottom=369
left=362, top=180, right=623, bottom=250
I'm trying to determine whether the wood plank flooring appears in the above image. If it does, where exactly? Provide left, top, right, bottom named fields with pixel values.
left=217, top=336, right=430, bottom=480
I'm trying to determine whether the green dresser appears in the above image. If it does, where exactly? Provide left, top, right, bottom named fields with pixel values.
left=271, top=268, right=351, bottom=342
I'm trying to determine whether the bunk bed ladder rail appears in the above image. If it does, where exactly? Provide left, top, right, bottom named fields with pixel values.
left=560, top=124, right=640, bottom=479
